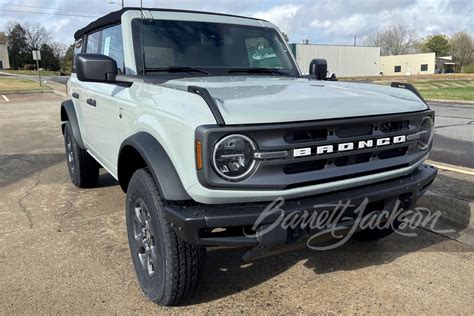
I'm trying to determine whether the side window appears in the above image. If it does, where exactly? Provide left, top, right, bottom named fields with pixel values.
left=72, top=38, right=83, bottom=72
left=86, top=31, right=101, bottom=54
left=245, top=37, right=282, bottom=68
left=394, top=65, right=401, bottom=73
left=100, top=25, right=124, bottom=74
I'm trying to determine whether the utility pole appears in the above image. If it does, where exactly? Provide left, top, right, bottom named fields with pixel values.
left=354, top=35, right=357, bottom=46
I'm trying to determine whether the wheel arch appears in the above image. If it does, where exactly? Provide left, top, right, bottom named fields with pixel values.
left=118, top=132, right=191, bottom=201
left=60, top=99, right=85, bottom=149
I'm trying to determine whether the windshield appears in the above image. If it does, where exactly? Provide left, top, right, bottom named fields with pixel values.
left=132, top=19, right=299, bottom=77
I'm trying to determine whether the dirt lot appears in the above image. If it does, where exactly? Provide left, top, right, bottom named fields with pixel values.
left=0, top=93, right=473, bottom=313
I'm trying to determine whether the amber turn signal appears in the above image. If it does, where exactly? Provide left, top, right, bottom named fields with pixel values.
left=196, top=140, right=203, bottom=170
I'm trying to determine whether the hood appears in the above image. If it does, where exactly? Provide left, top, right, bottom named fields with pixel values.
left=162, top=76, right=428, bottom=125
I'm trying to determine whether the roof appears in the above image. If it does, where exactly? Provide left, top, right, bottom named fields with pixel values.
left=0, top=32, right=6, bottom=44
left=74, top=7, right=266, bottom=40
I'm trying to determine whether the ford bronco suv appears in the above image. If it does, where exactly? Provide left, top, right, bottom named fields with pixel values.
left=62, top=7, right=437, bottom=306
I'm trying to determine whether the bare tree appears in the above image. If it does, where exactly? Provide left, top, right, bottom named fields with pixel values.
left=23, top=22, right=50, bottom=50
left=364, top=25, right=418, bottom=56
left=50, top=41, right=67, bottom=60
left=449, top=32, right=474, bottom=70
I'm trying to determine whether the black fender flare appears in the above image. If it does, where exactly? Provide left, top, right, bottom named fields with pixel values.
left=118, top=132, right=191, bottom=201
left=60, top=99, right=85, bottom=149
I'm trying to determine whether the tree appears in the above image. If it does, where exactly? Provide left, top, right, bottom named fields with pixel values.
left=50, top=41, right=68, bottom=70
left=6, top=22, right=31, bottom=69
left=364, top=25, right=418, bottom=56
left=24, top=22, right=50, bottom=50
left=422, top=35, right=450, bottom=56
left=63, top=44, right=74, bottom=73
left=449, top=32, right=473, bottom=70
left=40, top=43, right=60, bottom=71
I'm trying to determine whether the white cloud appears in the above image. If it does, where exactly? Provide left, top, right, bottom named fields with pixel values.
left=0, top=0, right=472, bottom=46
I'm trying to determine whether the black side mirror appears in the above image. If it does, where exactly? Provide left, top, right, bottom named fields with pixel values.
left=75, top=53, right=117, bottom=82
left=309, top=59, right=328, bottom=80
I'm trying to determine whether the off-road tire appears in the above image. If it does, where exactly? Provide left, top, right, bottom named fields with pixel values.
left=126, top=168, right=206, bottom=306
left=63, top=122, right=99, bottom=188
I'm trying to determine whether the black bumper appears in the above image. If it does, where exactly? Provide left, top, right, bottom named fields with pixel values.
left=164, top=164, right=437, bottom=261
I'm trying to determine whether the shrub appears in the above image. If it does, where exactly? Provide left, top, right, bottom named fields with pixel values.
left=461, top=64, right=474, bottom=73
left=23, top=64, right=36, bottom=70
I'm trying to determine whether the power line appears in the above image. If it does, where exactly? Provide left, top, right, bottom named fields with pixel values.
left=0, top=3, right=105, bottom=15
left=0, top=8, right=99, bottom=18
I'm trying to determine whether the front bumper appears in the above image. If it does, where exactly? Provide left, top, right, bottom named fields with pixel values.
left=164, top=164, right=437, bottom=261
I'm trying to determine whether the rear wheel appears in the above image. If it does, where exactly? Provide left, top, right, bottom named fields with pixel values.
left=126, top=168, right=205, bottom=306
left=63, top=122, right=99, bottom=188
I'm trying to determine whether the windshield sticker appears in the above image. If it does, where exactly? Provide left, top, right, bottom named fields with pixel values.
left=252, top=51, right=277, bottom=61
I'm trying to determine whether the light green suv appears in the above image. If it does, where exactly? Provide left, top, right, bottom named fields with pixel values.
left=62, top=7, right=437, bottom=306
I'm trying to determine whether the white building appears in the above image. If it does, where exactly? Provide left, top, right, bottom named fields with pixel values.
left=0, top=32, right=10, bottom=70
left=290, top=43, right=380, bottom=77
left=380, top=53, right=436, bottom=76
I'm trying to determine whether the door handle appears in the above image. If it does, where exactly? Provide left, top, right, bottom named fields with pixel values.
left=86, top=98, right=96, bottom=107
left=72, top=92, right=79, bottom=99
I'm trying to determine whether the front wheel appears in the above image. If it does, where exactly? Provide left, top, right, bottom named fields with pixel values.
left=126, top=168, right=206, bottom=306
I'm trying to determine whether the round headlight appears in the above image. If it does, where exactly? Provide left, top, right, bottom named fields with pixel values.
left=418, top=116, right=434, bottom=150
left=212, top=134, right=257, bottom=181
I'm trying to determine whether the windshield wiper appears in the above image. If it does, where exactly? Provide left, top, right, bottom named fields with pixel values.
left=145, top=66, right=211, bottom=75
left=227, top=68, right=292, bottom=76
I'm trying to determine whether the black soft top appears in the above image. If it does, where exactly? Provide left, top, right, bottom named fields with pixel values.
left=74, top=7, right=266, bottom=40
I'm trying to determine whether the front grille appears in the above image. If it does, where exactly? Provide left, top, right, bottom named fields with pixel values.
left=196, top=110, right=433, bottom=190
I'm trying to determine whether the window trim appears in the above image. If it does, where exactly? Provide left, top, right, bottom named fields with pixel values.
left=394, top=65, right=401, bottom=73
left=420, top=64, right=428, bottom=72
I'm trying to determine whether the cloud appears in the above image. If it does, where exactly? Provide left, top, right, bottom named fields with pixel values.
left=0, top=0, right=472, bottom=46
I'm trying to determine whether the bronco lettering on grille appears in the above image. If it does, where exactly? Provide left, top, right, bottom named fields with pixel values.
left=293, top=135, right=407, bottom=157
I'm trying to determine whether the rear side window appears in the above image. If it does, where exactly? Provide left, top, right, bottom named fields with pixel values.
left=86, top=31, right=101, bottom=54
left=72, top=38, right=84, bottom=72
left=100, top=25, right=124, bottom=73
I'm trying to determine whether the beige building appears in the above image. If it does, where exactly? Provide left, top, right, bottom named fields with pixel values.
left=380, top=53, right=435, bottom=76
left=0, top=32, right=10, bottom=69
left=290, top=43, right=380, bottom=77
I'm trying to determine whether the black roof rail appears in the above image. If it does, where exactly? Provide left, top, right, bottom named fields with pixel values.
left=391, top=82, right=427, bottom=104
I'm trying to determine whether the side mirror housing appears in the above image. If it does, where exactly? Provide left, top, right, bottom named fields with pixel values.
left=309, top=59, right=328, bottom=80
left=75, top=53, right=117, bottom=83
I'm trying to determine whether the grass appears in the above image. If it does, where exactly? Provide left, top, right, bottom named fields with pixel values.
left=341, top=74, right=474, bottom=101
left=2, top=69, right=62, bottom=77
left=0, top=78, right=51, bottom=93
left=410, top=80, right=474, bottom=101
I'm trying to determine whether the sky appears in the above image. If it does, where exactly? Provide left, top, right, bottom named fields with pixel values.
left=0, top=0, right=473, bottom=46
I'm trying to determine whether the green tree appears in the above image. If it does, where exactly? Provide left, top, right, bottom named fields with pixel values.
left=40, top=43, right=59, bottom=71
left=422, top=35, right=450, bottom=56
left=6, top=22, right=32, bottom=69
left=62, top=44, right=74, bottom=73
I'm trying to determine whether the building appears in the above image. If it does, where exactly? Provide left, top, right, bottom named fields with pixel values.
left=0, top=32, right=10, bottom=70
left=436, top=56, right=459, bottom=73
left=380, top=53, right=436, bottom=76
left=290, top=43, right=381, bottom=77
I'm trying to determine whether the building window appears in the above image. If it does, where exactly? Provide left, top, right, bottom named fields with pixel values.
left=421, top=64, right=428, bottom=71
left=394, top=65, right=401, bottom=73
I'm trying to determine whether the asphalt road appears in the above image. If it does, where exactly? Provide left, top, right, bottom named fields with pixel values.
left=0, top=93, right=473, bottom=313
left=429, top=102, right=474, bottom=168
